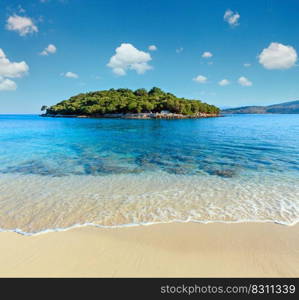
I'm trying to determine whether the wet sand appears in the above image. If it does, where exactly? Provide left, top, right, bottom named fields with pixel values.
left=0, top=222, right=298, bottom=277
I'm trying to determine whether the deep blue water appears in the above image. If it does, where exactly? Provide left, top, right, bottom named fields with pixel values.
left=0, top=114, right=298, bottom=233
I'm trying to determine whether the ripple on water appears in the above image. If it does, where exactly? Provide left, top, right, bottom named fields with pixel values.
left=0, top=172, right=298, bottom=234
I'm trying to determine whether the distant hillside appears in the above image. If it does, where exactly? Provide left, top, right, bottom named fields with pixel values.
left=222, top=100, right=299, bottom=114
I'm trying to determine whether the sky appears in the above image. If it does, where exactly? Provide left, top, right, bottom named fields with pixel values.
left=0, top=0, right=299, bottom=113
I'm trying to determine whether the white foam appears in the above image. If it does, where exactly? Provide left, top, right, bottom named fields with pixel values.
left=0, top=172, right=298, bottom=235
left=0, top=218, right=298, bottom=237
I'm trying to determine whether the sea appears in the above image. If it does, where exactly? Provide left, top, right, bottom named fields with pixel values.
left=0, top=114, right=298, bottom=235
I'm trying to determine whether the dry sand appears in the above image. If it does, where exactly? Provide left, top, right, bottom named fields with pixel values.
left=0, top=222, right=298, bottom=277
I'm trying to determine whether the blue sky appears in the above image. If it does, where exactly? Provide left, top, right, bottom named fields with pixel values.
left=0, top=0, right=299, bottom=113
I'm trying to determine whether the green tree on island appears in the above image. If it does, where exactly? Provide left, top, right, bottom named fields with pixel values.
left=41, top=105, right=48, bottom=112
left=44, top=87, right=220, bottom=116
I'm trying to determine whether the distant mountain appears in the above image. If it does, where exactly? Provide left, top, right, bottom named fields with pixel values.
left=222, top=100, right=299, bottom=114
left=218, top=105, right=233, bottom=110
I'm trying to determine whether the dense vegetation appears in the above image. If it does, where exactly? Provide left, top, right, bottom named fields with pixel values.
left=222, top=100, right=299, bottom=114
left=44, top=87, right=220, bottom=116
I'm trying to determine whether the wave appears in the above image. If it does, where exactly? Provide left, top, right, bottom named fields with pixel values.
left=1, top=217, right=298, bottom=237
left=0, top=172, right=298, bottom=235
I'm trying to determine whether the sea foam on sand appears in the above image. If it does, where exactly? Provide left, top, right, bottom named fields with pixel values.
left=0, top=172, right=298, bottom=235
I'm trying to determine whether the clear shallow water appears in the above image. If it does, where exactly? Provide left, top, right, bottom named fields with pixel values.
left=0, top=114, right=298, bottom=234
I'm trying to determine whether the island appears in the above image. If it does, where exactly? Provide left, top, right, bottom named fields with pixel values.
left=41, top=87, right=220, bottom=119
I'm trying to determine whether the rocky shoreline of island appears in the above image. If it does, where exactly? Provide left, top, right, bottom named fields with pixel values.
left=42, top=112, right=220, bottom=119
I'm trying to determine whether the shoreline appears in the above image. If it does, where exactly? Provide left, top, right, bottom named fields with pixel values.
left=41, top=112, right=220, bottom=119
left=0, top=222, right=298, bottom=277
left=0, top=218, right=298, bottom=237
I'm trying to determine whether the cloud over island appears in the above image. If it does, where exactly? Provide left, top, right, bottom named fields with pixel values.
left=107, top=43, right=152, bottom=76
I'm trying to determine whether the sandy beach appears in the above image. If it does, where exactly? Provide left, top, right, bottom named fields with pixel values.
left=0, top=222, right=298, bottom=277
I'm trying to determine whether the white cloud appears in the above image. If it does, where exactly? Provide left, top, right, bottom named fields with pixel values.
left=0, top=48, right=29, bottom=78
left=244, top=63, right=251, bottom=67
left=148, top=45, right=157, bottom=51
left=107, top=43, right=152, bottom=76
left=224, top=9, right=240, bottom=27
left=0, top=49, right=28, bottom=91
left=40, top=44, right=57, bottom=56
left=202, top=51, right=213, bottom=58
left=0, top=77, right=17, bottom=91
left=193, top=75, right=207, bottom=84
left=218, top=79, right=230, bottom=86
left=62, top=71, right=79, bottom=79
left=176, top=47, right=184, bottom=53
left=238, top=76, right=252, bottom=86
left=6, top=15, right=38, bottom=36
left=112, top=67, right=126, bottom=76
left=258, top=42, right=297, bottom=70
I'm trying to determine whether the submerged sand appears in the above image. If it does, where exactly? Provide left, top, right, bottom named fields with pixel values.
left=0, top=222, right=298, bottom=277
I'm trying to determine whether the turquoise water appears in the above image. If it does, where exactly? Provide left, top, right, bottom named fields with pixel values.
left=0, top=114, right=298, bottom=234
